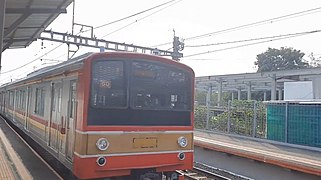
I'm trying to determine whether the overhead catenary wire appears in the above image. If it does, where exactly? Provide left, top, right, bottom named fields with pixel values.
left=184, top=29, right=321, bottom=58
left=151, top=6, right=321, bottom=47
left=185, top=7, right=321, bottom=41
left=100, top=0, right=183, bottom=38
left=0, top=43, right=64, bottom=75
left=0, top=0, right=180, bottom=77
left=82, top=0, right=178, bottom=34
left=185, top=30, right=321, bottom=48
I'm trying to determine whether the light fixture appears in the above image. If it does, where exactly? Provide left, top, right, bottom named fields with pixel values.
left=96, top=156, right=106, bottom=166
left=96, top=138, right=109, bottom=151
left=177, top=136, right=188, bottom=148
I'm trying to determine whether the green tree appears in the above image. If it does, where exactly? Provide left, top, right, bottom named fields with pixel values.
left=308, top=52, right=321, bottom=67
left=195, top=90, right=207, bottom=106
left=254, top=47, right=309, bottom=72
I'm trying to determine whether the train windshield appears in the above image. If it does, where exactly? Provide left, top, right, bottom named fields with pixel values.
left=91, top=61, right=126, bottom=108
left=88, top=59, right=192, bottom=126
left=130, top=61, right=191, bottom=110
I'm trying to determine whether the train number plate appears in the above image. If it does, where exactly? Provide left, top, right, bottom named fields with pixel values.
left=133, top=137, right=157, bottom=148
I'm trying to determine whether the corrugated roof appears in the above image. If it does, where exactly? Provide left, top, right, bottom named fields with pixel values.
left=3, top=0, right=72, bottom=50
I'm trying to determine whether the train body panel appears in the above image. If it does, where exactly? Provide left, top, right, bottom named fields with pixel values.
left=73, top=151, right=193, bottom=179
left=0, top=52, right=195, bottom=179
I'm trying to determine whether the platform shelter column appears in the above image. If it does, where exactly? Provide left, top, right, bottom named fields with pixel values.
left=237, top=88, right=241, bottom=100
left=0, top=0, right=6, bottom=71
left=247, top=82, right=252, bottom=100
left=271, top=74, right=277, bottom=100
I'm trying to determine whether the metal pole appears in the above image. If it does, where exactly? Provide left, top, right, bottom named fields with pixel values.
left=218, top=80, right=222, bottom=107
left=206, top=85, right=212, bottom=130
left=231, top=91, right=234, bottom=102
left=68, top=0, right=76, bottom=60
left=285, top=101, right=288, bottom=143
left=71, top=0, right=75, bottom=35
left=0, top=0, right=6, bottom=73
left=227, top=100, right=231, bottom=133
left=253, top=101, right=257, bottom=137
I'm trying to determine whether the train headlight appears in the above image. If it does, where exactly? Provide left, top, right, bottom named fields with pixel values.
left=177, top=136, right=188, bottom=148
left=96, top=138, right=109, bottom=151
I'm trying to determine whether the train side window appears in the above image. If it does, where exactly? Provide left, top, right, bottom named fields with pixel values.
left=69, top=81, right=77, bottom=118
left=58, top=88, right=62, bottom=113
left=35, top=87, right=46, bottom=116
left=9, top=91, right=14, bottom=107
left=16, top=90, right=20, bottom=109
left=22, top=90, right=26, bottom=110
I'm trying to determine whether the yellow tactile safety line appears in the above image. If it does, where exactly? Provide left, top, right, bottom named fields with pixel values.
left=0, top=128, right=33, bottom=180
left=0, top=143, right=16, bottom=180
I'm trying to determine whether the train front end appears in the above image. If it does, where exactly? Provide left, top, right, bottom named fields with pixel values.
left=74, top=53, right=194, bottom=179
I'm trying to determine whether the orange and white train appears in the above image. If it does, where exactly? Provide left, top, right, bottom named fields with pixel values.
left=0, top=52, right=194, bottom=179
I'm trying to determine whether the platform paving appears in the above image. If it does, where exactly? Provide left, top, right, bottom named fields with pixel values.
left=0, top=141, right=17, bottom=180
left=0, top=117, right=61, bottom=180
left=194, top=130, right=321, bottom=176
left=0, top=126, right=30, bottom=180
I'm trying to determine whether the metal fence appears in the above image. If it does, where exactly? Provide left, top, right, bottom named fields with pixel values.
left=194, top=100, right=321, bottom=148
left=266, top=101, right=321, bottom=148
left=195, top=100, right=266, bottom=138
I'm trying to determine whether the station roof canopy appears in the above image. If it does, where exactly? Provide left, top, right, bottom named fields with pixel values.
left=3, top=0, right=72, bottom=51
left=196, top=67, right=321, bottom=92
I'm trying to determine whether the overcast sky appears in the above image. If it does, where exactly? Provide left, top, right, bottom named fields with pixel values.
left=2, top=0, right=321, bottom=83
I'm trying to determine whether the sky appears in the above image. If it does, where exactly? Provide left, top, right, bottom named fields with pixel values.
left=2, top=0, right=321, bottom=84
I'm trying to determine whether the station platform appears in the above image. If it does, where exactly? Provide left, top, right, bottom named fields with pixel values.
left=194, top=130, right=321, bottom=176
left=0, top=128, right=32, bottom=180
left=0, top=117, right=62, bottom=180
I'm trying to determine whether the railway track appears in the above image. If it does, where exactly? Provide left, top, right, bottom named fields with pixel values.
left=179, top=162, right=253, bottom=180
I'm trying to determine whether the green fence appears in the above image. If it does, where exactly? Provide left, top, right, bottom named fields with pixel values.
left=266, top=102, right=321, bottom=148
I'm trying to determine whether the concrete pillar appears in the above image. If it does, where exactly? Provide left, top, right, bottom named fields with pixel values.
left=217, top=80, right=222, bottom=107
left=247, top=82, right=252, bottom=100
left=263, top=91, right=267, bottom=101
left=271, top=74, right=277, bottom=100
left=237, top=89, right=241, bottom=100
left=278, top=89, right=283, bottom=100
left=231, top=91, right=234, bottom=101
left=0, top=0, right=6, bottom=71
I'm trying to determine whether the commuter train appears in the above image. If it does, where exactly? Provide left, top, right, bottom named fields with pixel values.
left=0, top=52, right=194, bottom=179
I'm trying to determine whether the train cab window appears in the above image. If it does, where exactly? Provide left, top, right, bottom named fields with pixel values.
left=88, top=59, right=192, bottom=126
left=130, top=61, right=191, bottom=111
left=90, top=61, right=126, bottom=108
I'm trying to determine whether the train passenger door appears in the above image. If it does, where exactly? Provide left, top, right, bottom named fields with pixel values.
left=66, top=81, right=77, bottom=160
left=49, top=83, right=62, bottom=151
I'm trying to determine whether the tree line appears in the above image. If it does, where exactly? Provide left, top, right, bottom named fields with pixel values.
left=254, top=47, right=321, bottom=72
